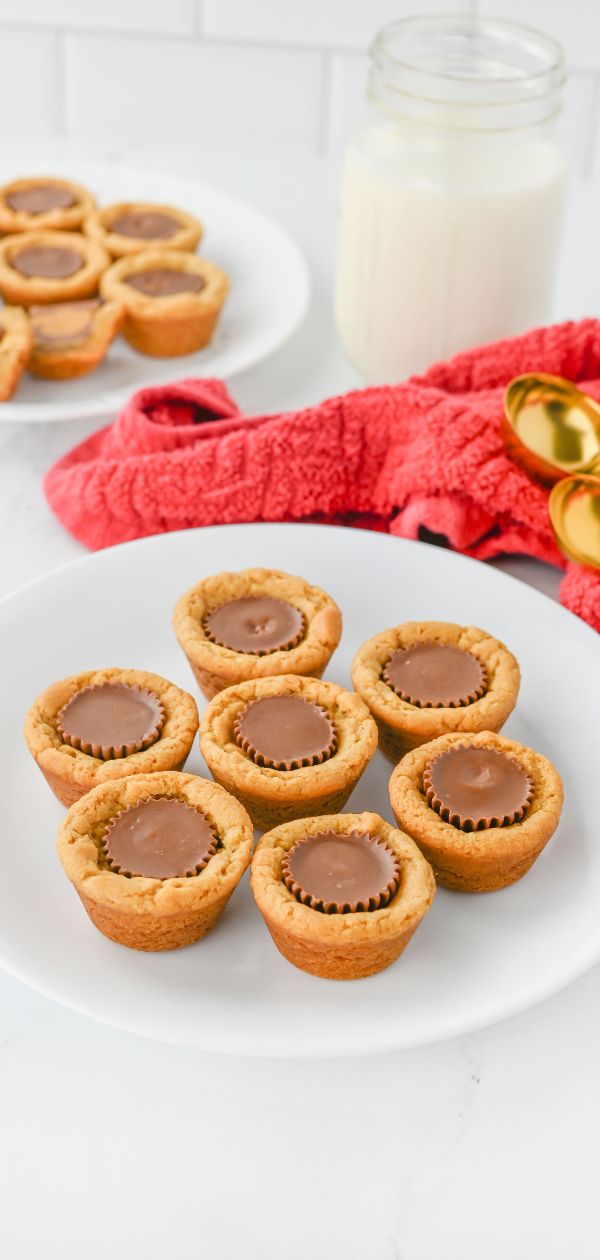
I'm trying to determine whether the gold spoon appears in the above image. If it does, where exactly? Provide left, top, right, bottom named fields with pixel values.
left=503, top=373, right=600, bottom=570
left=549, top=475, right=600, bottom=569
left=503, top=373, right=600, bottom=485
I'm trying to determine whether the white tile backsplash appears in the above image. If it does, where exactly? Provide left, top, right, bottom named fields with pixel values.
left=0, top=2, right=598, bottom=178
left=1, top=0, right=196, bottom=35
left=477, top=0, right=600, bottom=71
left=327, top=52, right=368, bottom=157
left=202, top=0, right=468, bottom=50
left=562, top=72, right=600, bottom=181
left=0, top=30, right=57, bottom=136
left=63, top=32, right=325, bottom=149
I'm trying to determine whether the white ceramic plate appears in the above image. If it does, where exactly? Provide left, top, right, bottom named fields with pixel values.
left=1, top=524, right=598, bottom=1057
left=0, top=159, right=310, bottom=424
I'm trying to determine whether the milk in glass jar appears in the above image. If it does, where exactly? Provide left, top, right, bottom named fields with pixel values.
left=335, top=17, right=567, bottom=382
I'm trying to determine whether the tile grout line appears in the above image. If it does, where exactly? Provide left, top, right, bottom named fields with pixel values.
left=0, top=22, right=361, bottom=59
left=0, top=21, right=475, bottom=57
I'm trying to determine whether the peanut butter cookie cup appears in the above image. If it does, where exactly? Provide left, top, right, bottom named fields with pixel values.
left=27, top=298, right=124, bottom=380
left=101, top=248, right=228, bottom=356
left=0, top=305, right=32, bottom=401
left=251, top=811, right=435, bottom=978
left=85, top=201, right=202, bottom=258
left=173, top=567, right=342, bottom=699
left=0, top=230, right=109, bottom=306
left=57, top=771, right=253, bottom=950
left=24, top=668, right=199, bottom=806
left=389, top=730, right=563, bottom=892
left=0, top=176, right=94, bottom=234
left=352, top=621, right=520, bottom=762
left=200, top=674, right=378, bottom=831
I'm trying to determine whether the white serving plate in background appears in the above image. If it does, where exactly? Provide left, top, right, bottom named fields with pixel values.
left=0, top=160, right=310, bottom=423
left=0, top=524, right=598, bottom=1056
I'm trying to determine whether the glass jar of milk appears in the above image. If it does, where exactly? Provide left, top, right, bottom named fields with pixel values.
left=336, top=16, right=567, bottom=382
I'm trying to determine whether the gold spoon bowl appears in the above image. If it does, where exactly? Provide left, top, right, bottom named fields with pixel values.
left=503, top=373, right=600, bottom=485
left=503, top=372, right=600, bottom=571
left=549, top=475, right=600, bottom=569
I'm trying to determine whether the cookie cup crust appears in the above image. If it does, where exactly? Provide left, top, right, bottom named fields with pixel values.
left=0, top=231, right=109, bottom=306
left=200, top=674, right=378, bottom=831
left=0, top=305, right=32, bottom=401
left=100, top=248, right=229, bottom=356
left=173, top=566, right=343, bottom=699
left=24, top=667, right=199, bottom=807
left=352, top=621, right=520, bottom=762
left=84, top=202, right=203, bottom=258
left=28, top=299, right=124, bottom=380
left=57, top=771, right=253, bottom=951
left=0, top=176, right=95, bottom=234
left=389, top=730, right=563, bottom=892
left=251, top=811, right=435, bottom=978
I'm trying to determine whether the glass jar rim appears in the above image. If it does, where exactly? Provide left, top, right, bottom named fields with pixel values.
left=368, top=15, right=566, bottom=130
left=370, top=15, right=565, bottom=101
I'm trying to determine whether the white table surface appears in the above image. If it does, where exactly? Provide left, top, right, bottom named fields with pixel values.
left=0, top=137, right=597, bottom=1259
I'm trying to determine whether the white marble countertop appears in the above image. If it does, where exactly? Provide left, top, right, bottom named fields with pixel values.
left=0, top=137, right=597, bottom=1259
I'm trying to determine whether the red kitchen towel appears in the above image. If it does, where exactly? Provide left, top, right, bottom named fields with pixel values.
left=45, top=318, right=600, bottom=631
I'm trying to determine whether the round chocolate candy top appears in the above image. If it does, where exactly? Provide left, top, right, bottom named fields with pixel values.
left=103, top=796, right=217, bottom=879
left=11, top=244, right=84, bottom=280
left=234, top=694, right=336, bottom=770
left=423, top=745, right=533, bottom=831
left=204, top=595, right=305, bottom=655
left=30, top=299, right=100, bottom=346
left=110, top=209, right=181, bottom=240
left=6, top=183, right=77, bottom=214
left=383, top=642, right=486, bottom=708
left=282, top=829, right=400, bottom=913
left=124, top=268, right=206, bottom=297
left=56, top=682, right=165, bottom=760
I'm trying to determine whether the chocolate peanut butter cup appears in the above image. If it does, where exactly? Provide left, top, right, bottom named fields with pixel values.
left=6, top=183, right=77, bottom=214
left=234, top=694, right=337, bottom=771
left=282, top=829, right=400, bottom=913
left=0, top=180, right=94, bottom=239
left=204, top=595, right=305, bottom=656
left=423, top=744, right=533, bottom=831
left=30, top=299, right=100, bottom=346
left=174, top=567, right=342, bottom=700
left=25, top=669, right=199, bottom=808
left=11, top=244, right=84, bottom=279
left=124, top=268, right=206, bottom=297
left=57, top=682, right=165, bottom=760
left=110, top=210, right=181, bottom=240
left=383, top=643, right=486, bottom=709
left=102, top=796, right=218, bottom=879
left=352, top=622, right=519, bottom=763
left=56, top=771, right=253, bottom=950
left=0, top=229, right=109, bottom=309
left=101, top=249, right=228, bottom=356
left=251, top=811, right=435, bottom=978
